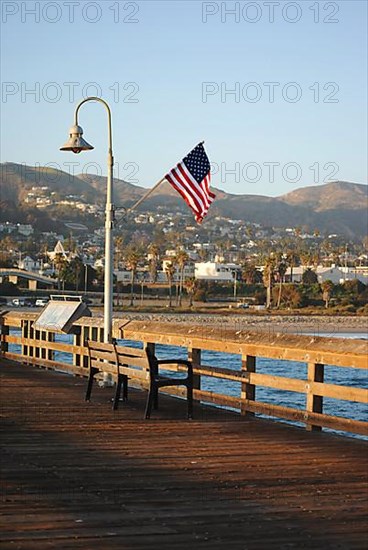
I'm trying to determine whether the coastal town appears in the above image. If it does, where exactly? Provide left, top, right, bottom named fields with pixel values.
left=1, top=184, right=367, bottom=313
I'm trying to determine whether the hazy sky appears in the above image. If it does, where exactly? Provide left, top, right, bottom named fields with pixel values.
left=1, top=0, right=367, bottom=196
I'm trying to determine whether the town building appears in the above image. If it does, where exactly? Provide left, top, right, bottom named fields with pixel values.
left=194, top=262, right=241, bottom=282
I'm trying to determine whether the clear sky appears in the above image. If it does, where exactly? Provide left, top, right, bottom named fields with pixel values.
left=1, top=0, right=367, bottom=196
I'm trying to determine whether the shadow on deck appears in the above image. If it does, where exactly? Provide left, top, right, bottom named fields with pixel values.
left=1, top=359, right=367, bottom=549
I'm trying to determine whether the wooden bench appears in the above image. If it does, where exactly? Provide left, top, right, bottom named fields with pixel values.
left=85, top=339, right=193, bottom=419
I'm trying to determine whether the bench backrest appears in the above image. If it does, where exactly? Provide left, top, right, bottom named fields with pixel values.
left=86, top=339, right=151, bottom=381
left=87, top=340, right=118, bottom=372
left=115, top=344, right=150, bottom=380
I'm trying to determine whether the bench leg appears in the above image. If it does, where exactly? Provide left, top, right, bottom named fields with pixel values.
left=187, top=384, right=193, bottom=420
left=112, top=375, right=122, bottom=411
left=85, top=367, right=99, bottom=402
left=145, top=384, right=155, bottom=419
left=122, top=376, right=128, bottom=401
left=153, top=386, right=159, bottom=410
left=112, top=375, right=129, bottom=410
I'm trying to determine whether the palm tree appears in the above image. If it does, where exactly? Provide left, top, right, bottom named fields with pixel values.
left=126, top=247, right=140, bottom=307
left=300, top=251, right=312, bottom=272
left=276, top=259, right=287, bottom=309
left=286, top=251, right=298, bottom=283
left=59, top=256, right=84, bottom=291
left=263, top=256, right=276, bottom=309
left=242, top=262, right=261, bottom=284
left=175, top=250, right=189, bottom=306
left=165, top=262, right=176, bottom=307
left=54, top=252, right=67, bottom=290
left=148, top=243, right=160, bottom=283
left=114, top=235, right=126, bottom=306
left=114, top=235, right=125, bottom=270
left=321, top=280, right=334, bottom=309
left=183, top=277, right=197, bottom=307
left=311, top=250, right=320, bottom=270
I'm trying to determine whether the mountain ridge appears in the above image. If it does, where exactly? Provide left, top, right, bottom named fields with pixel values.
left=1, top=163, right=367, bottom=237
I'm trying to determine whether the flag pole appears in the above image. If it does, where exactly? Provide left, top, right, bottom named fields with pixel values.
left=126, top=176, right=167, bottom=214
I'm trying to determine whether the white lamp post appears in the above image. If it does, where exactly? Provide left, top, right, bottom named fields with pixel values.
left=60, top=97, right=114, bottom=344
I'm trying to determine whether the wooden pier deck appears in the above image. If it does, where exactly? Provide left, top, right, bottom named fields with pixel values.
left=1, top=359, right=367, bottom=549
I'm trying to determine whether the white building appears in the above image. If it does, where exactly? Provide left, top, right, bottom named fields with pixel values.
left=18, top=256, right=41, bottom=272
left=195, top=262, right=240, bottom=282
left=286, top=266, right=368, bottom=285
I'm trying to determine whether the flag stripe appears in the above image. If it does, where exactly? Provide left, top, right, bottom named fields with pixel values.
left=177, top=163, right=209, bottom=211
left=166, top=172, right=202, bottom=216
left=179, top=163, right=210, bottom=210
left=170, top=169, right=202, bottom=215
left=203, top=174, right=216, bottom=200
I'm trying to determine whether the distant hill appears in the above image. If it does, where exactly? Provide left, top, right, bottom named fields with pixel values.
left=0, top=163, right=96, bottom=203
left=280, top=181, right=367, bottom=211
left=1, top=163, right=367, bottom=237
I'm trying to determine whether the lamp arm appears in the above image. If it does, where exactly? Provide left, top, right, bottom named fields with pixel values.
left=74, top=96, right=113, bottom=154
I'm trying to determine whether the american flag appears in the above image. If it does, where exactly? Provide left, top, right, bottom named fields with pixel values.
left=165, top=142, right=215, bottom=223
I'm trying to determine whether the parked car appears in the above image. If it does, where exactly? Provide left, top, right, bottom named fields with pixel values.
left=35, top=298, right=49, bottom=307
left=12, top=298, right=26, bottom=307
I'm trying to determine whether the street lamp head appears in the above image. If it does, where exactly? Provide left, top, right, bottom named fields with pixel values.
left=60, top=124, right=94, bottom=154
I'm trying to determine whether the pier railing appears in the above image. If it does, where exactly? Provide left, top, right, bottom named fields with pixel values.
left=1, top=311, right=367, bottom=436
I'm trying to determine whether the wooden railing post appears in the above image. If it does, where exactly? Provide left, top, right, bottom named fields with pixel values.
left=47, top=331, right=54, bottom=361
left=241, top=355, right=256, bottom=417
left=73, top=328, right=82, bottom=367
left=188, top=347, right=201, bottom=401
left=306, top=362, right=324, bottom=431
left=29, top=322, right=35, bottom=360
left=0, top=314, right=9, bottom=354
left=40, top=330, right=46, bottom=361
left=21, top=319, right=27, bottom=358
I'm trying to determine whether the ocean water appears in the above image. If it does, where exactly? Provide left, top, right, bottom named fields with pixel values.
left=6, top=328, right=367, bottom=439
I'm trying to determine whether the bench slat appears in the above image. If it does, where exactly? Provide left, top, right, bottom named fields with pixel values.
left=118, top=366, right=149, bottom=380
left=90, top=358, right=116, bottom=370
left=115, top=345, right=146, bottom=358
left=87, top=341, right=116, bottom=352
left=116, top=354, right=149, bottom=369
left=89, top=350, right=117, bottom=362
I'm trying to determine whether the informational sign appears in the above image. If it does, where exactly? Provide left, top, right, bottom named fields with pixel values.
left=33, top=296, right=91, bottom=333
